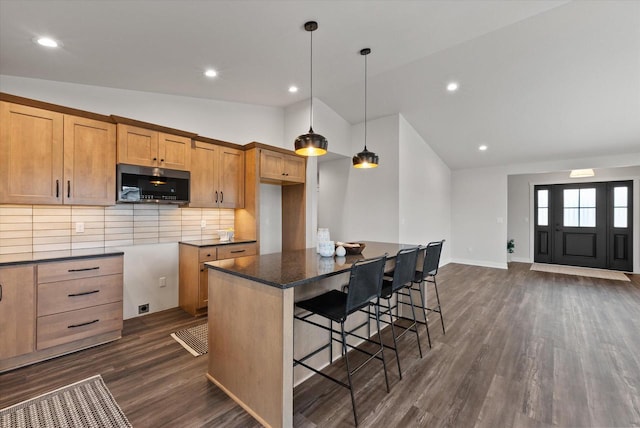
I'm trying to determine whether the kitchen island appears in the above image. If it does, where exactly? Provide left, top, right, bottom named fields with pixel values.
left=205, top=242, right=415, bottom=428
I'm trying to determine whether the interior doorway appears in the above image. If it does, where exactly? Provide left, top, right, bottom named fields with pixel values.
left=534, top=180, right=633, bottom=271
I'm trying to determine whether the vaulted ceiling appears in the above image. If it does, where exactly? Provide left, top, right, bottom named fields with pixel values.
left=1, top=0, right=638, bottom=169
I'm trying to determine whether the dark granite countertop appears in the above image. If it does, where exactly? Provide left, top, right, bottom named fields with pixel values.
left=0, top=248, right=125, bottom=267
left=205, top=241, right=417, bottom=289
left=179, top=238, right=257, bottom=248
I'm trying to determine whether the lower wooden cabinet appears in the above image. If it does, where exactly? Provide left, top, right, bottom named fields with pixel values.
left=0, top=265, right=35, bottom=360
left=179, top=242, right=257, bottom=316
left=0, top=255, right=123, bottom=373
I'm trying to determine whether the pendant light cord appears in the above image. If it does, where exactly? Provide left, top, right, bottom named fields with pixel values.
left=364, top=52, right=367, bottom=151
left=309, top=29, right=314, bottom=131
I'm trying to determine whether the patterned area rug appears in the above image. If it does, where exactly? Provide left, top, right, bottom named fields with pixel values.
left=170, top=323, right=208, bottom=356
left=0, top=375, right=131, bottom=428
left=530, top=263, right=630, bottom=281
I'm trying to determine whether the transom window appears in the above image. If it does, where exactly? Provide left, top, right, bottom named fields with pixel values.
left=563, top=188, right=596, bottom=227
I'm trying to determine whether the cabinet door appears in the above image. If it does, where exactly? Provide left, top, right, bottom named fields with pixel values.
left=0, top=102, right=64, bottom=204
left=158, top=132, right=191, bottom=171
left=116, top=124, right=158, bottom=167
left=64, top=115, right=116, bottom=205
left=0, top=265, right=35, bottom=359
left=284, top=155, right=306, bottom=183
left=259, top=149, right=285, bottom=181
left=189, top=141, right=218, bottom=207
left=219, top=147, right=245, bottom=208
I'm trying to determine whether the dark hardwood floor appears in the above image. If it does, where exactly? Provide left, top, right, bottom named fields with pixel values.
left=2, top=262, right=639, bottom=427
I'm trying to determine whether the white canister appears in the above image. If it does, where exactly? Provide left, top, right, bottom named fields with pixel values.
left=318, top=241, right=335, bottom=257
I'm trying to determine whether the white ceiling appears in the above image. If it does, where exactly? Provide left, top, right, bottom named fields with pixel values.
left=1, top=0, right=638, bottom=170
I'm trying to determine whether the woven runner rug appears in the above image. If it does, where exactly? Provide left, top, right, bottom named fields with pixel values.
left=530, top=263, right=630, bottom=282
left=170, top=322, right=208, bottom=356
left=0, top=375, right=131, bottom=428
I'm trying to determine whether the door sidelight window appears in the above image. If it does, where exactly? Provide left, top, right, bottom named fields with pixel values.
left=613, top=186, right=628, bottom=228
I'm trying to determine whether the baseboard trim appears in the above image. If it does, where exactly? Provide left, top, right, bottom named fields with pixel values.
left=450, top=258, right=508, bottom=270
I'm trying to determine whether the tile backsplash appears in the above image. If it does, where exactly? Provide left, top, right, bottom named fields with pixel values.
left=0, top=204, right=234, bottom=254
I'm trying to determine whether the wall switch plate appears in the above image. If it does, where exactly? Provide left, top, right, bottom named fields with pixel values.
left=159, top=276, right=166, bottom=288
left=75, top=222, right=84, bottom=233
left=201, top=220, right=206, bottom=228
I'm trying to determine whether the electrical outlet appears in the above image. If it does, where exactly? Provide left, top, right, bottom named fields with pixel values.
left=200, top=219, right=206, bottom=228
left=159, top=276, right=166, bottom=288
left=138, top=303, right=149, bottom=314
left=75, top=222, right=85, bottom=233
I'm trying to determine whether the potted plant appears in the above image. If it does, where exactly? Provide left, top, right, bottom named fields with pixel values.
left=507, top=239, right=515, bottom=262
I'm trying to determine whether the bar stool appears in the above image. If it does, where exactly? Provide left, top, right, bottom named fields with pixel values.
left=293, top=255, right=389, bottom=426
left=397, top=240, right=445, bottom=348
left=377, top=246, right=422, bottom=378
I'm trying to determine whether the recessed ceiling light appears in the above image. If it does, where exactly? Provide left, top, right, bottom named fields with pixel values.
left=34, top=37, right=60, bottom=48
left=478, top=144, right=488, bottom=151
left=204, top=69, right=217, bottom=78
left=446, top=81, right=459, bottom=92
left=288, top=86, right=298, bottom=93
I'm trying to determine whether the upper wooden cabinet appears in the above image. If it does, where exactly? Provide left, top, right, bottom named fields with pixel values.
left=0, top=102, right=116, bottom=206
left=190, top=141, right=244, bottom=208
left=259, top=149, right=306, bottom=183
left=117, top=124, right=191, bottom=171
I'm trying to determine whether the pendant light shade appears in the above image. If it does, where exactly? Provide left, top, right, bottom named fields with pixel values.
left=294, top=21, right=327, bottom=157
left=353, top=48, right=379, bottom=168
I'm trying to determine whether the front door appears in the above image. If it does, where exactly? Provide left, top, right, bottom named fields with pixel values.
left=534, top=180, right=633, bottom=271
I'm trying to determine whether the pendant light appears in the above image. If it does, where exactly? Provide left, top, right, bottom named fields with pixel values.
left=353, top=48, right=379, bottom=168
left=294, top=21, right=328, bottom=157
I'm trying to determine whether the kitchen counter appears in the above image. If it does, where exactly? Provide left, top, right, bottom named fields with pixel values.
left=205, top=241, right=417, bottom=428
left=205, top=241, right=412, bottom=289
left=0, top=248, right=125, bottom=267
left=178, top=238, right=256, bottom=247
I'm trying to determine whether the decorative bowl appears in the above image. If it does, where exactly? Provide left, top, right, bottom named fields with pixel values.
left=343, top=242, right=366, bottom=255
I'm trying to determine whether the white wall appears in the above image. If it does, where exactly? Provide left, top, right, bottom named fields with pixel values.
left=341, top=115, right=400, bottom=243
left=508, top=165, right=640, bottom=272
left=399, top=115, right=452, bottom=263
left=0, top=75, right=284, bottom=146
left=318, top=157, right=351, bottom=241
left=451, top=167, right=509, bottom=269
left=121, top=243, right=178, bottom=319
left=284, top=97, right=352, bottom=248
left=259, top=183, right=283, bottom=255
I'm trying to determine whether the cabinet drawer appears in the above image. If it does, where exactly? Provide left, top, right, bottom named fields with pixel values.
left=37, top=301, right=123, bottom=350
left=199, top=247, right=218, bottom=262
left=38, top=256, right=123, bottom=284
left=38, top=274, right=123, bottom=316
left=217, top=243, right=257, bottom=260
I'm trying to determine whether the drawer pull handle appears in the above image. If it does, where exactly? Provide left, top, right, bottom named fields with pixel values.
left=68, top=319, right=99, bottom=328
left=230, top=249, right=246, bottom=253
left=68, top=266, right=100, bottom=272
left=68, top=290, right=100, bottom=297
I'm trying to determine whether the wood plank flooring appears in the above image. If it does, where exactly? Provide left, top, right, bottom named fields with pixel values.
left=1, top=262, right=639, bottom=427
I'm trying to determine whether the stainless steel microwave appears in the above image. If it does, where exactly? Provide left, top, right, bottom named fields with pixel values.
left=117, top=164, right=190, bottom=204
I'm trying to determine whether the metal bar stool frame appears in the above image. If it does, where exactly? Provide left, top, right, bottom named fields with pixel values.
left=373, top=246, right=423, bottom=379
left=396, top=240, right=445, bottom=348
left=293, top=255, right=389, bottom=426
